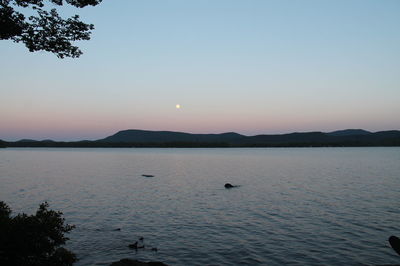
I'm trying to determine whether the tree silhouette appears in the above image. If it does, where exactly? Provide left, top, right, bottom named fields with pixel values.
left=0, top=0, right=102, bottom=58
left=0, top=201, right=77, bottom=266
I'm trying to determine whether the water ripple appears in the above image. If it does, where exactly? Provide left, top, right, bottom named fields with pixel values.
left=1, top=147, right=400, bottom=265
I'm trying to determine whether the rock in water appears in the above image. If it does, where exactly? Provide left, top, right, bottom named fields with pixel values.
left=389, top=235, right=400, bottom=256
left=224, top=183, right=235, bottom=188
left=110, top=259, right=167, bottom=266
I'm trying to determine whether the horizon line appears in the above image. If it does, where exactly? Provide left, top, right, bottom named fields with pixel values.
left=2, top=128, right=400, bottom=142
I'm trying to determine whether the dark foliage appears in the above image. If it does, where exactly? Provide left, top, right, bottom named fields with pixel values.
left=0, top=201, right=77, bottom=266
left=0, top=0, right=101, bottom=58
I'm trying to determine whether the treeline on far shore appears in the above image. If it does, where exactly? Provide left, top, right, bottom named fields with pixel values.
left=0, top=140, right=7, bottom=148
left=1, top=140, right=400, bottom=148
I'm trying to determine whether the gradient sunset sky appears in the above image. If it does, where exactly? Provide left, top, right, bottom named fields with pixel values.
left=1, top=0, right=399, bottom=141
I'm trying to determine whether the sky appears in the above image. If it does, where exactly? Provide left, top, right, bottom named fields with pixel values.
left=1, top=0, right=399, bottom=141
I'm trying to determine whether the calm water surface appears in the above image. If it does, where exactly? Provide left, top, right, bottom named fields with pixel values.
left=0, top=147, right=399, bottom=265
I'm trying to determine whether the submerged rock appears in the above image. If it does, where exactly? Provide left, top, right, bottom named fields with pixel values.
left=110, top=258, right=167, bottom=266
left=389, top=235, right=400, bottom=256
left=224, top=183, right=238, bottom=189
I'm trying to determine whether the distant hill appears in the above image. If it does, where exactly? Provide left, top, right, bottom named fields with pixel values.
left=99, top=129, right=245, bottom=143
left=238, top=132, right=331, bottom=145
left=17, top=139, right=39, bottom=142
left=96, top=129, right=400, bottom=147
left=327, top=129, right=371, bottom=136
left=4, top=129, right=400, bottom=147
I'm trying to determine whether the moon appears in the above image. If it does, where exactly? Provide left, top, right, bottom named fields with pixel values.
left=175, top=104, right=181, bottom=109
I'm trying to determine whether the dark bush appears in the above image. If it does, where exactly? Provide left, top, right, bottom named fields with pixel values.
left=0, top=201, right=77, bottom=266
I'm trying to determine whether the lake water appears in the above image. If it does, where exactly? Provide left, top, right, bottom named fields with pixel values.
left=0, top=147, right=399, bottom=265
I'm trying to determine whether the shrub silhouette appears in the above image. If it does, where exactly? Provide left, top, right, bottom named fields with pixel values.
left=0, top=201, right=77, bottom=266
